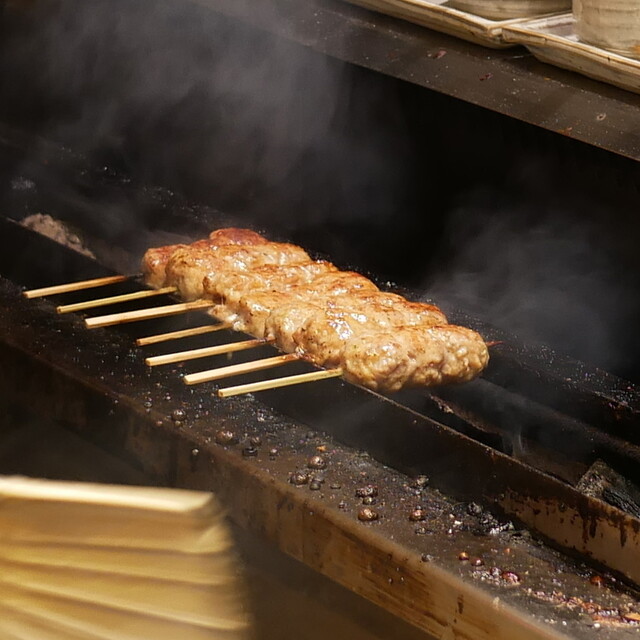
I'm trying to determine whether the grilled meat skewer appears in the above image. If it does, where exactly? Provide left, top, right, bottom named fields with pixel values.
left=165, top=242, right=310, bottom=300
left=141, top=229, right=489, bottom=390
left=142, top=227, right=267, bottom=289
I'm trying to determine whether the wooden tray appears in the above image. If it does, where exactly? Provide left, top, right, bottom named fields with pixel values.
left=449, top=0, right=569, bottom=21
left=502, top=13, right=640, bottom=94
left=342, top=0, right=550, bottom=48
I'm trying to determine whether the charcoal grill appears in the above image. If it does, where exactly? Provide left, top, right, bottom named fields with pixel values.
left=3, top=0, right=640, bottom=638
left=3, top=209, right=640, bottom=639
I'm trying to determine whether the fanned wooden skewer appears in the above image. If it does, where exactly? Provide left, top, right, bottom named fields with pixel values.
left=184, top=353, right=300, bottom=385
left=23, top=274, right=132, bottom=299
left=218, top=367, right=343, bottom=398
left=57, top=286, right=177, bottom=314
left=85, top=300, right=214, bottom=329
left=145, top=338, right=274, bottom=367
left=136, top=323, right=230, bottom=346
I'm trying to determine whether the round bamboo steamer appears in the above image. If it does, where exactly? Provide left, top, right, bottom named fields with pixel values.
left=447, top=0, right=570, bottom=20
left=574, top=0, right=640, bottom=58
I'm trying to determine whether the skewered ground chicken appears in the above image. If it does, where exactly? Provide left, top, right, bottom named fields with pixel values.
left=290, top=294, right=448, bottom=367
left=142, top=228, right=266, bottom=289
left=219, top=286, right=481, bottom=391
left=143, top=243, right=188, bottom=289
left=142, top=229, right=489, bottom=390
left=207, top=267, right=378, bottom=331
left=209, top=272, right=483, bottom=389
left=203, top=260, right=338, bottom=308
left=341, top=326, right=489, bottom=392
left=164, top=242, right=310, bottom=300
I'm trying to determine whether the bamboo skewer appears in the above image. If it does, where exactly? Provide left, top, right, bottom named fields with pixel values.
left=56, top=286, right=177, bottom=314
left=136, top=323, right=230, bottom=346
left=23, top=274, right=132, bottom=299
left=145, top=338, right=274, bottom=367
left=183, top=353, right=300, bottom=385
left=85, top=300, right=214, bottom=329
left=218, top=368, right=343, bottom=398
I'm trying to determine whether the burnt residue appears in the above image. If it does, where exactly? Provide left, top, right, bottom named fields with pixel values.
left=529, top=589, right=640, bottom=629
left=577, top=459, right=640, bottom=521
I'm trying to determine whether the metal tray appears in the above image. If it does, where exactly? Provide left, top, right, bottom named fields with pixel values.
left=341, top=0, right=549, bottom=48
left=502, top=13, right=640, bottom=94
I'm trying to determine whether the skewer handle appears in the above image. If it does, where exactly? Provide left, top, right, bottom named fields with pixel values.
left=145, top=338, right=274, bottom=367
left=23, top=274, right=132, bottom=299
left=184, top=354, right=299, bottom=385
left=85, top=300, right=214, bottom=329
left=57, top=287, right=177, bottom=314
left=136, top=324, right=229, bottom=346
left=217, top=367, right=343, bottom=398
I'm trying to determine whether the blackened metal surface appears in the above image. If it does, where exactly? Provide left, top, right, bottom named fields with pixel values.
left=3, top=218, right=640, bottom=598
left=195, top=0, right=640, bottom=161
left=2, top=251, right=639, bottom=639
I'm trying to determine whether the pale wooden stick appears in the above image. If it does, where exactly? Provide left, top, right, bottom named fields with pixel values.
left=184, top=353, right=299, bottom=385
left=145, top=338, right=274, bottom=367
left=85, top=300, right=213, bottom=329
left=23, top=274, right=131, bottom=299
left=136, top=323, right=230, bottom=346
left=56, top=286, right=177, bottom=314
left=218, top=367, right=343, bottom=398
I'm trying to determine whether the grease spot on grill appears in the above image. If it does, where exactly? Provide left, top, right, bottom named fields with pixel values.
left=215, top=430, right=238, bottom=445
left=362, top=496, right=377, bottom=505
left=290, top=471, right=310, bottom=486
left=308, top=455, right=327, bottom=470
left=355, top=485, right=378, bottom=499
left=414, top=526, right=433, bottom=535
left=501, top=570, right=521, bottom=584
left=242, top=446, right=258, bottom=457
left=458, top=552, right=470, bottom=562
left=268, top=447, right=279, bottom=459
left=171, top=408, right=186, bottom=422
left=409, top=507, right=426, bottom=522
left=470, top=557, right=485, bottom=567
left=249, top=436, right=262, bottom=447
left=358, top=507, right=379, bottom=522
left=411, top=475, right=429, bottom=490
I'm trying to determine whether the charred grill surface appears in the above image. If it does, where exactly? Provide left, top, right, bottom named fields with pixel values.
left=3, top=215, right=640, bottom=591
left=1, top=229, right=640, bottom=639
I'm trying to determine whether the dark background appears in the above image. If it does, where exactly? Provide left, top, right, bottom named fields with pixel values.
left=1, top=0, right=640, bottom=381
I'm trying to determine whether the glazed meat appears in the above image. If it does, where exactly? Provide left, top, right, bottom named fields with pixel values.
left=142, top=227, right=266, bottom=289
left=205, top=261, right=337, bottom=334
left=213, top=270, right=379, bottom=341
left=291, top=293, right=448, bottom=367
left=207, top=228, right=266, bottom=245
left=341, top=325, right=489, bottom=392
left=142, top=229, right=489, bottom=390
left=204, top=260, right=337, bottom=308
left=143, top=243, right=188, bottom=289
left=165, top=242, right=310, bottom=300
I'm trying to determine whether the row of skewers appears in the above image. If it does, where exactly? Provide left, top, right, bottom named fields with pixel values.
left=23, top=228, right=490, bottom=396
